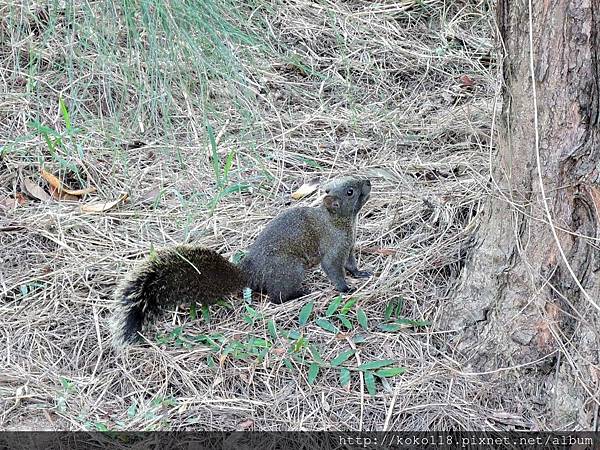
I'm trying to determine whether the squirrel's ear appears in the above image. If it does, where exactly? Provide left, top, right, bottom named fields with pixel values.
left=323, top=194, right=341, bottom=211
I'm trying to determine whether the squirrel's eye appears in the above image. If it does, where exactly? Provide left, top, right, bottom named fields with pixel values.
left=346, top=188, right=354, bottom=196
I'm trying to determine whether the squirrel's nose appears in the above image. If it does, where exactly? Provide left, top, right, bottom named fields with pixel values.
left=364, top=179, right=371, bottom=187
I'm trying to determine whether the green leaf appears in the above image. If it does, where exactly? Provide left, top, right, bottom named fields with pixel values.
left=315, top=318, right=339, bottom=334
left=206, top=354, right=215, bottom=368
left=339, top=368, right=351, bottom=387
left=222, top=149, right=236, bottom=181
left=29, top=120, right=61, bottom=137
left=309, top=344, right=324, bottom=364
left=286, top=330, right=301, bottom=340
left=375, top=367, right=406, bottom=378
left=378, top=323, right=402, bottom=332
left=340, top=297, right=358, bottom=315
left=169, top=328, right=182, bottom=339
left=189, top=302, right=197, bottom=320
left=267, top=319, right=278, bottom=340
left=60, top=377, right=74, bottom=392
left=396, top=318, right=430, bottom=327
left=330, top=349, right=355, bottom=367
left=395, top=297, right=405, bottom=317
left=95, top=422, right=109, bottom=432
left=299, top=301, right=314, bottom=326
left=283, top=358, right=294, bottom=370
left=211, top=183, right=251, bottom=204
left=58, top=97, right=71, bottom=130
left=357, top=308, right=368, bottom=330
left=308, top=363, right=319, bottom=385
left=201, top=305, right=210, bottom=323
left=245, top=304, right=257, bottom=318
left=384, top=302, right=394, bottom=321
left=127, top=403, right=137, bottom=418
left=326, top=295, right=343, bottom=317
left=357, top=360, right=395, bottom=371
left=249, top=337, right=270, bottom=348
left=336, top=315, right=353, bottom=330
left=148, top=244, right=158, bottom=261
left=299, top=156, right=322, bottom=169
left=216, top=299, right=233, bottom=309
left=364, top=371, right=377, bottom=396
left=352, top=334, right=367, bottom=344
left=290, top=353, right=306, bottom=365
left=292, top=336, right=306, bottom=353
left=232, top=250, right=246, bottom=264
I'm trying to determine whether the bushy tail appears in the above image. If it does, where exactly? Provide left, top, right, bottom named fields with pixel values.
left=111, top=246, right=247, bottom=347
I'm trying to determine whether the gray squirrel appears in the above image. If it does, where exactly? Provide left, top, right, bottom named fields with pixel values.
left=112, top=176, right=372, bottom=346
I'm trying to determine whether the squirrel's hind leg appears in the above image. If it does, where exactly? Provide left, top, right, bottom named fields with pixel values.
left=265, top=261, right=306, bottom=304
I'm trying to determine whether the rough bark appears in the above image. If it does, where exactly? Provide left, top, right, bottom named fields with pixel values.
left=446, top=0, right=600, bottom=429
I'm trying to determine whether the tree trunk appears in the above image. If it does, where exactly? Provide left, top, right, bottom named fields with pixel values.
left=446, top=0, right=600, bottom=429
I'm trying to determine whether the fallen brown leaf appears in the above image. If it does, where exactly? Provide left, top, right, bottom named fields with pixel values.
left=63, top=186, right=96, bottom=196
left=22, top=177, right=51, bottom=202
left=49, top=185, right=79, bottom=202
left=39, top=168, right=62, bottom=190
left=80, top=193, right=128, bottom=213
left=291, top=177, right=320, bottom=200
left=0, top=194, right=27, bottom=209
left=40, top=167, right=96, bottom=196
left=458, top=74, right=475, bottom=87
left=15, top=193, right=27, bottom=205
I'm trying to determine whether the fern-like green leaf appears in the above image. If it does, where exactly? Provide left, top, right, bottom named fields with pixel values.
left=378, top=323, right=401, bottom=332
left=267, top=319, right=277, bottom=339
left=364, top=370, right=377, bottom=396
left=340, top=297, right=358, bottom=315
left=201, top=305, right=210, bottom=323
left=330, top=349, right=355, bottom=367
left=357, top=360, right=395, bottom=371
left=375, top=367, right=406, bottom=377
left=308, top=363, right=320, bottom=385
left=357, top=308, right=368, bottom=330
left=309, top=344, right=324, bottom=364
left=337, top=315, right=353, bottom=329
left=326, top=295, right=343, bottom=317
left=299, top=301, right=314, bottom=326
left=315, top=319, right=338, bottom=334
left=340, top=368, right=351, bottom=387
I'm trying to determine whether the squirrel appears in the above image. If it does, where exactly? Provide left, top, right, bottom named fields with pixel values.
left=111, top=175, right=372, bottom=346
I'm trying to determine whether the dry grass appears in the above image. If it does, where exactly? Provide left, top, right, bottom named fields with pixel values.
left=0, top=0, right=503, bottom=430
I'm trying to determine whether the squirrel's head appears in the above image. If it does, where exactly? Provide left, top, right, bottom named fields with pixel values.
left=322, top=176, right=371, bottom=218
